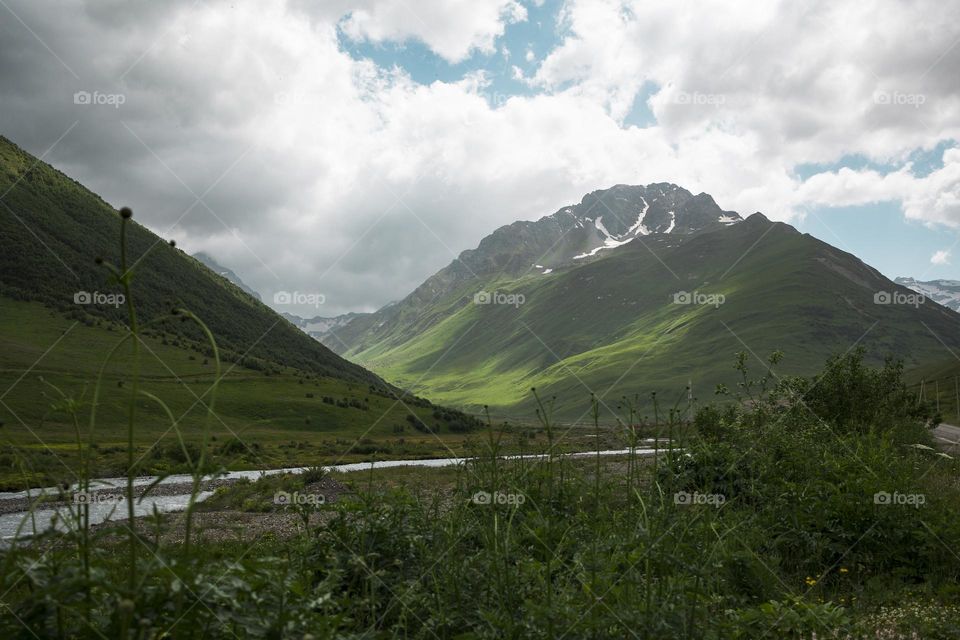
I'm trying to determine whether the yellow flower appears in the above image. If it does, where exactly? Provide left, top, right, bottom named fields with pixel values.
left=839, top=567, right=848, bottom=574
left=804, top=576, right=817, bottom=587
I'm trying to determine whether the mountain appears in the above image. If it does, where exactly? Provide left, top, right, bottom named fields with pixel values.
left=895, top=277, right=960, bottom=311
left=193, top=251, right=262, bottom=301
left=333, top=183, right=742, bottom=353
left=330, top=184, right=960, bottom=418
left=185, top=250, right=367, bottom=349
left=455, top=183, right=741, bottom=273
left=281, top=311, right=370, bottom=348
left=0, top=135, right=380, bottom=386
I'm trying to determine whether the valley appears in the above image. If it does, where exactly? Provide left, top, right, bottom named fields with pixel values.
left=2, top=6, right=960, bottom=631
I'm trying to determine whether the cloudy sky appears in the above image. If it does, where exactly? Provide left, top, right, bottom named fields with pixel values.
left=1, top=0, right=959, bottom=316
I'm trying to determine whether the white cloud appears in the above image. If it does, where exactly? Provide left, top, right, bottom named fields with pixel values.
left=534, top=0, right=960, bottom=162
left=932, top=250, right=952, bottom=265
left=337, top=0, right=527, bottom=63
left=795, top=148, right=960, bottom=227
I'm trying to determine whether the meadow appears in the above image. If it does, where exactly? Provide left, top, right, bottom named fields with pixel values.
left=0, top=299, right=522, bottom=490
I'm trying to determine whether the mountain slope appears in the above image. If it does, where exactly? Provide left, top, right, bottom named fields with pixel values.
left=332, top=187, right=960, bottom=418
left=0, top=135, right=379, bottom=385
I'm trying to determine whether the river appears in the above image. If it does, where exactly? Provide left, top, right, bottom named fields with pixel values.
left=0, top=446, right=666, bottom=539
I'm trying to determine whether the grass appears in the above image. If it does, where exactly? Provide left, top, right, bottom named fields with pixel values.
left=903, top=357, right=960, bottom=425
left=0, top=298, right=502, bottom=489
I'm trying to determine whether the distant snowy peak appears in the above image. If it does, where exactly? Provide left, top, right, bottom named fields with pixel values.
left=281, top=311, right=373, bottom=349
left=421, top=183, right=746, bottom=298
left=895, top=277, right=960, bottom=312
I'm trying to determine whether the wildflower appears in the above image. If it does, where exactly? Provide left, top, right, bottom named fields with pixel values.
left=839, top=567, right=848, bottom=574
left=804, top=576, right=817, bottom=587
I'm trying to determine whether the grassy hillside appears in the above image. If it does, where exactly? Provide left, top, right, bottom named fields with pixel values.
left=342, top=215, right=960, bottom=418
left=0, top=297, right=490, bottom=488
left=0, top=135, right=487, bottom=487
left=904, top=358, right=960, bottom=424
left=0, top=135, right=376, bottom=384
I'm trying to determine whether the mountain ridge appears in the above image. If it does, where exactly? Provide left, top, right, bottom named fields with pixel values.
left=324, top=185, right=960, bottom=417
left=327, top=182, right=744, bottom=353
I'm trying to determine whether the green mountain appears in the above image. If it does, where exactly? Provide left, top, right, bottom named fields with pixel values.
left=0, top=135, right=380, bottom=385
left=331, top=184, right=960, bottom=418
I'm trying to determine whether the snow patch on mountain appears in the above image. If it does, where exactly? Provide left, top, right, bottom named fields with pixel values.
left=595, top=216, right=612, bottom=238
left=574, top=198, right=668, bottom=259
left=627, top=198, right=651, bottom=236
left=896, top=277, right=960, bottom=312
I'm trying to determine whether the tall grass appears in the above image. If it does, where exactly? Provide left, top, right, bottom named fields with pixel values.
left=1, top=208, right=226, bottom=637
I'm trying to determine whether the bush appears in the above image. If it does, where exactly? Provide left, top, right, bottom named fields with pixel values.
left=151, top=440, right=201, bottom=465
left=793, top=348, right=938, bottom=432
left=670, top=349, right=960, bottom=587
